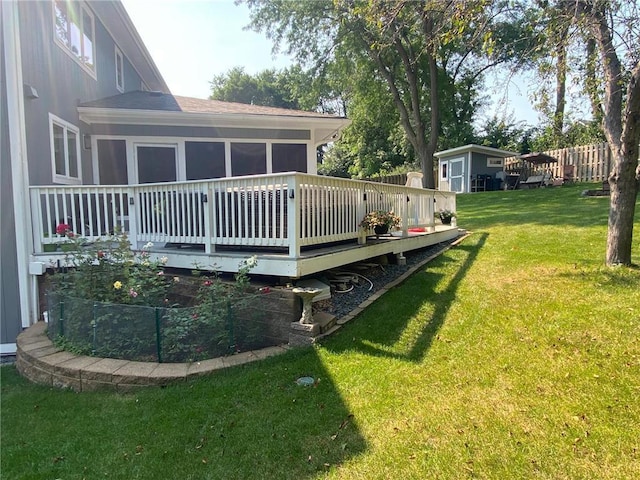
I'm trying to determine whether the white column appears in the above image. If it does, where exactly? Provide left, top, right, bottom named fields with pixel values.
left=3, top=1, right=36, bottom=328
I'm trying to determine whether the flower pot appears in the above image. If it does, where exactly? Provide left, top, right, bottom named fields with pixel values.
left=43, top=243, right=59, bottom=252
left=374, top=225, right=389, bottom=235
left=441, top=217, right=452, bottom=225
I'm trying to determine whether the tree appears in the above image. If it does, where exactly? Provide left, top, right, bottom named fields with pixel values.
left=241, top=0, right=510, bottom=188
left=570, top=1, right=640, bottom=266
left=209, top=65, right=337, bottom=113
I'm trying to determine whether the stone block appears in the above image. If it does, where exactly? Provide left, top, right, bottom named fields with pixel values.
left=54, top=356, right=101, bottom=378
left=25, top=347, right=62, bottom=369
left=81, top=358, right=130, bottom=383
left=289, top=332, right=316, bottom=347
left=147, top=363, right=188, bottom=384
left=52, top=374, right=82, bottom=392
left=222, top=351, right=256, bottom=368
left=17, top=321, right=47, bottom=341
left=186, top=357, right=225, bottom=378
left=21, top=363, right=53, bottom=386
left=19, top=339, right=54, bottom=353
left=251, top=345, right=288, bottom=360
left=112, top=362, right=159, bottom=386
left=290, top=321, right=320, bottom=336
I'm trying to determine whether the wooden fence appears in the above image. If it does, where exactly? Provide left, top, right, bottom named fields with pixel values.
left=505, top=142, right=612, bottom=182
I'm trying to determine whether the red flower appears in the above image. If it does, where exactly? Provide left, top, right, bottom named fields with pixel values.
left=56, top=223, right=70, bottom=235
left=97, top=250, right=105, bottom=258
left=203, top=280, right=212, bottom=286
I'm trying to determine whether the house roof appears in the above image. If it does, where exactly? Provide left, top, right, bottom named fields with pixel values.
left=78, top=91, right=351, bottom=146
left=434, top=144, right=519, bottom=159
left=79, top=91, right=345, bottom=119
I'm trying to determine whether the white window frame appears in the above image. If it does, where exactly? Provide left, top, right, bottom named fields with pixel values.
left=49, top=113, right=82, bottom=185
left=52, top=0, right=97, bottom=79
left=440, top=160, right=448, bottom=181
left=487, top=157, right=504, bottom=167
left=115, top=46, right=124, bottom=92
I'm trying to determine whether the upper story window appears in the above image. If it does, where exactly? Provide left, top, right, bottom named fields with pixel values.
left=115, top=46, right=124, bottom=92
left=49, top=114, right=82, bottom=185
left=53, top=0, right=96, bottom=76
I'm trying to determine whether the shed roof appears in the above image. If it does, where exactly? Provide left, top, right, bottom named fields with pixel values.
left=434, top=144, right=519, bottom=159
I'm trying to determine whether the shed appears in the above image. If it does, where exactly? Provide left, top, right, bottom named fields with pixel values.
left=435, top=144, right=518, bottom=193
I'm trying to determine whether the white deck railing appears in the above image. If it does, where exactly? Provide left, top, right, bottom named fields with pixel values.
left=30, top=173, right=456, bottom=258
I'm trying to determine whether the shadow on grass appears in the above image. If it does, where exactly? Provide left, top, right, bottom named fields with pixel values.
left=1, top=348, right=366, bottom=480
left=323, top=233, right=487, bottom=363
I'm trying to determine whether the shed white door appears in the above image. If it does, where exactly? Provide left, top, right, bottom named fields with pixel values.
left=449, top=157, right=465, bottom=193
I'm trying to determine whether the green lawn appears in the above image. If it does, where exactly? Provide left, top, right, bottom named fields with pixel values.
left=2, top=183, right=639, bottom=479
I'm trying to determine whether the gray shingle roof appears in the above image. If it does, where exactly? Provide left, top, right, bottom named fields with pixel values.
left=79, top=91, right=343, bottom=119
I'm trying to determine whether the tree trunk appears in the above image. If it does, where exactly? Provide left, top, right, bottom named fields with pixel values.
left=577, top=1, right=639, bottom=266
left=606, top=148, right=639, bottom=266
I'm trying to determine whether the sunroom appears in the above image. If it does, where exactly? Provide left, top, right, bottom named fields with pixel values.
left=31, top=92, right=459, bottom=280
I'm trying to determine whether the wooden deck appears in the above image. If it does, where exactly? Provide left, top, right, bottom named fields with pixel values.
left=30, top=173, right=457, bottom=279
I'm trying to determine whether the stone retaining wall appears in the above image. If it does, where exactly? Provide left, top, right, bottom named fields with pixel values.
left=16, top=322, right=289, bottom=393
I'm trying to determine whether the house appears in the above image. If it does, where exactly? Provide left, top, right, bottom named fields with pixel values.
left=1, top=0, right=458, bottom=355
left=435, top=144, right=519, bottom=193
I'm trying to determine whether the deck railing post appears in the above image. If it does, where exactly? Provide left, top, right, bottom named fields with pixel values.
left=357, top=185, right=368, bottom=245
left=287, top=174, right=301, bottom=258
left=126, top=187, right=138, bottom=247
left=30, top=188, right=45, bottom=253
left=401, top=192, right=409, bottom=237
left=203, top=183, right=215, bottom=254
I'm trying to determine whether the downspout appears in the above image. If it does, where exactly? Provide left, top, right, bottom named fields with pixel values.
left=3, top=1, right=35, bottom=329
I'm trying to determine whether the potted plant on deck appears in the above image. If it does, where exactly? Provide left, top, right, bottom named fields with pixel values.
left=360, top=210, right=401, bottom=235
left=438, top=209, right=456, bottom=225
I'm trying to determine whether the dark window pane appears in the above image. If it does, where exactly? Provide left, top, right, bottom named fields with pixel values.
left=231, top=143, right=266, bottom=176
left=272, top=143, right=307, bottom=173
left=53, top=124, right=65, bottom=175
left=98, top=140, right=127, bottom=184
left=137, top=146, right=176, bottom=183
left=186, top=141, right=226, bottom=180
left=67, top=131, right=78, bottom=177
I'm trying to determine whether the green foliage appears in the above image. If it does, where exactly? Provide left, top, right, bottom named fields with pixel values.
left=359, top=210, right=401, bottom=230
left=162, top=257, right=264, bottom=362
left=50, top=229, right=172, bottom=307
left=209, top=65, right=333, bottom=112
left=3, top=185, right=639, bottom=479
left=47, top=227, right=263, bottom=362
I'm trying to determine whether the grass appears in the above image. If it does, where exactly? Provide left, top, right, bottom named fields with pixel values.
left=2, top=183, right=639, bottom=479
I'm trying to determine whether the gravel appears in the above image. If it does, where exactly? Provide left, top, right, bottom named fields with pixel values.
left=314, top=234, right=463, bottom=319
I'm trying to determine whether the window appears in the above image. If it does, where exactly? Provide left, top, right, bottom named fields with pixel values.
left=186, top=142, right=226, bottom=179
left=53, top=0, right=96, bottom=76
left=49, top=114, right=81, bottom=184
left=97, top=139, right=127, bottom=184
left=441, top=162, right=448, bottom=180
left=115, top=47, right=124, bottom=92
left=231, top=143, right=267, bottom=176
left=136, top=145, right=177, bottom=183
left=272, top=143, right=307, bottom=173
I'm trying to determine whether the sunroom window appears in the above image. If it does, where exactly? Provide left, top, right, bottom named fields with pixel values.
left=50, top=114, right=81, bottom=184
left=53, top=0, right=96, bottom=75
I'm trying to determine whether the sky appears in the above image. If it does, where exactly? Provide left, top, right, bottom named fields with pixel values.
left=121, top=0, right=541, bottom=127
